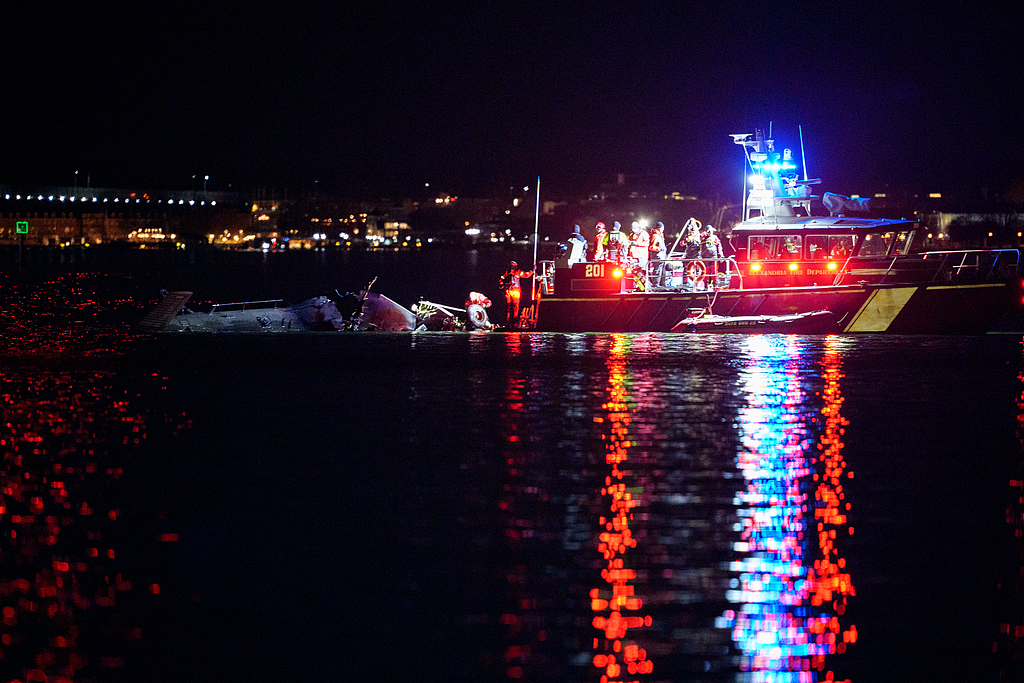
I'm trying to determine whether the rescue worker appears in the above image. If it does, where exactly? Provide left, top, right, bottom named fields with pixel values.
left=630, top=221, right=650, bottom=271
left=498, top=260, right=534, bottom=329
left=567, top=224, right=588, bottom=266
left=649, top=222, right=667, bottom=287
left=683, top=222, right=702, bottom=260
left=604, top=221, right=629, bottom=265
left=594, top=222, right=607, bottom=261
left=699, top=224, right=724, bottom=260
left=650, top=222, right=667, bottom=260
left=699, top=224, right=725, bottom=281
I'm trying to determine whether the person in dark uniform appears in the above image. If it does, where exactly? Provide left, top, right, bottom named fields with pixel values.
left=604, top=221, right=629, bottom=265
left=567, top=224, right=588, bottom=266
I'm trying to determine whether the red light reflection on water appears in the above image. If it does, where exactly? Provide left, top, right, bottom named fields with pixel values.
left=993, top=337, right=1024, bottom=676
left=498, top=333, right=539, bottom=680
left=589, top=334, right=653, bottom=681
left=0, top=366, right=186, bottom=681
left=719, top=338, right=855, bottom=683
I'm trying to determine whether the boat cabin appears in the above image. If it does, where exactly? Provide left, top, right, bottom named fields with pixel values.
left=730, top=216, right=919, bottom=287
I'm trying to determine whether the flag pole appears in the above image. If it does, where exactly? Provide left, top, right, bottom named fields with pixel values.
left=532, top=175, right=540, bottom=273
left=531, top=176, right=541, bottom=327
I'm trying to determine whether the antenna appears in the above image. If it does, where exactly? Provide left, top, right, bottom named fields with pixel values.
left=799, top=125, right=808, bottom=181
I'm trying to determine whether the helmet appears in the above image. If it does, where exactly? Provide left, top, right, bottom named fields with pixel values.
left=657, top=221, right=665, bottom=229
left=612, top=221, right=621, bottom=231
left=596, top=222, right=606, bottom=232
left=509, top=260, right=517, bottom=268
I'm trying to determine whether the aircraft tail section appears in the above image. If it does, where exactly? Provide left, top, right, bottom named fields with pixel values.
left=136, top=291, right=193, bottom=332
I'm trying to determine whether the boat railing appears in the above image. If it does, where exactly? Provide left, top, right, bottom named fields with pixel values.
left=830, top=257, right=856, bottom=286
left=919, top=248, right=1020, bottom=283
left=644, top=256, right=743, bottom=292
left=536, top=260, right=555, bottom=296
left=209, top=300, right=286, bottom=313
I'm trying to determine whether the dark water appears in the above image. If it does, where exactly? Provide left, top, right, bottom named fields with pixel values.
left=0, top=270, right=1022, bottom=683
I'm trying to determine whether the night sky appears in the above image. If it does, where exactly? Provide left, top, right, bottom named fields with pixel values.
left=2, top=2, right=1022, bottom=200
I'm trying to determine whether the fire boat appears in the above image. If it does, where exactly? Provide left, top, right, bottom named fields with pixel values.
left=534, top=130, right=1021, bottom=333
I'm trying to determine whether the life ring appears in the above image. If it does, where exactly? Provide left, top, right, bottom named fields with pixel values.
left=466, top=303, right=490, bottom=330
left=686, top=260, right=707, bottom=285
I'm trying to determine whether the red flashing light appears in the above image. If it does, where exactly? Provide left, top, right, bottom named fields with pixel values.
left=750, top=263, right=762, bottom=272
left=613, top=268, right=623, bottom=278
left=789, top=262, right=798, bottom=271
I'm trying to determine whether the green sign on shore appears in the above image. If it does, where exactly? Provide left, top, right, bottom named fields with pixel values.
left=15, top=221, right=28, bottom=234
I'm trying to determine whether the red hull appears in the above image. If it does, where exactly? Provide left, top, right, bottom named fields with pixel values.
left=535, top=281, right=1019, bottom=334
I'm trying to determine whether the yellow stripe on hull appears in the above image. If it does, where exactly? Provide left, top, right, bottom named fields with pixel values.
left=843, top=287, right=917, bottom=332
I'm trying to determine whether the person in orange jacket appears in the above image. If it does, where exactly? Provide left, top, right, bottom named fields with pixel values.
left=498, top=260, right=534, bottom=328
left=594, top=222, right=607, bottom=261
left=630, top=221, right=650, bottom=270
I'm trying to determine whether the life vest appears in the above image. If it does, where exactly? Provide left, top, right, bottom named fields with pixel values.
left=603, top=232, right=628, bottom=260
left=700, top=235, right=723, bottom=259
left=649, top=232, right=666, bottom=254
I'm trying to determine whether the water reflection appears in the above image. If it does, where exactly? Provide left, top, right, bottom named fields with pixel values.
left=590, top=334, right=653, bottom=679
left=499, top=332, right=540, bottom=681
left=718, top=337, right=855, bottom=682
left=994, top=337, right=1024, bottom=678
left=0, top=273, right=144, bottom=359
left=0, top=366, right=183, bottom=682
left=482, top=333, right=863, bottom=681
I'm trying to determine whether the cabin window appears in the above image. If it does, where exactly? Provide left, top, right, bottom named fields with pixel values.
left=829, top=236, right=854, bottom=259
left=747, top=236, right=802, bottom=260
left=859, top=232, right=894, bottom=257
left=807, top=236, right=828, bottom=260
left=807, top=236, right=854, bottom=260
left=893, top=230, right=914, bottom=255
left=782, top=236, right=802, bottom=259
left=748, top=237, right=774, bottom=259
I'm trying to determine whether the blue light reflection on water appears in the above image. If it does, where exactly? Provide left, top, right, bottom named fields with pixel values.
left=716, top=336, right=856, bottom=683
